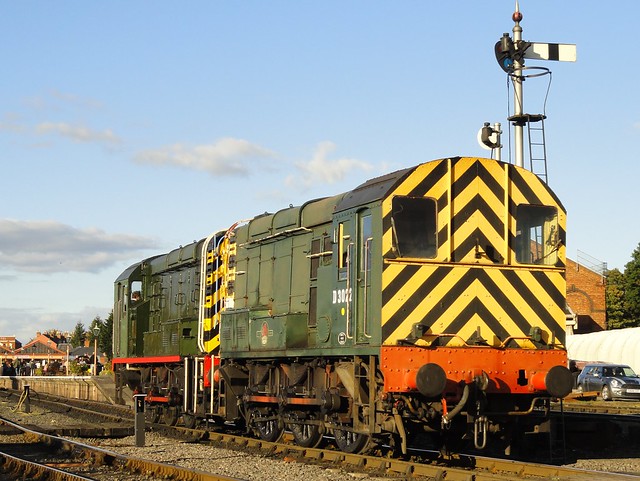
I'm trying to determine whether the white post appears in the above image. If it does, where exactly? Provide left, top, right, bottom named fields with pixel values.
left=512, top=3, right=525, bottom=168
left=93, top=326, right=100, bottom=376
left=93, top=337, right=98, bottom=376
left=494, top=122, right=502, bottom=161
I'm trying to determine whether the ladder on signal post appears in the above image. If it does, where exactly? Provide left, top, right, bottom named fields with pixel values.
left=507, top=113, right=548, bottom=184
left=526, top=114, right=548, bottom=184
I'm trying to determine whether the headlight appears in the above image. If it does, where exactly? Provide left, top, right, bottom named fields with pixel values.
left=610, top=379, right=622, bottom=388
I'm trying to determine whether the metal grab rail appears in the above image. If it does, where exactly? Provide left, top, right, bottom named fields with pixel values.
left=363, top=237, right=373, bottom=339
left=345, top=242, right=354, bottom=339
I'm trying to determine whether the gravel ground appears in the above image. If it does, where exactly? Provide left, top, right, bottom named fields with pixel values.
left=566, top=451, right=640, bottom=476
left=1, top=396, right=639, bottom=479
left=87, top=432, right=397, bottom=481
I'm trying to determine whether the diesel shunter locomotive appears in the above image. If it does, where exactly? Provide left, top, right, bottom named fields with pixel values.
left=113, top=156, right=573, bottom=455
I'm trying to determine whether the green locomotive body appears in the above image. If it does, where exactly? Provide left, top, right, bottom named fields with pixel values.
left=114, top=241, right=205, bottom=360
left=221, top=192, right=381, bottom=359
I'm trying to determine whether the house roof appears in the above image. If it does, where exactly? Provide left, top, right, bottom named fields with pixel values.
left=14, top=333, right=66, bottom=356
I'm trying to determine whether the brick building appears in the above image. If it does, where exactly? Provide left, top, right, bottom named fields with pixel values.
left=566, top=257, right=606, bottom=333
left=0, top=336, right=21, bottom=351
left=0, top=337, right=21, bottom=364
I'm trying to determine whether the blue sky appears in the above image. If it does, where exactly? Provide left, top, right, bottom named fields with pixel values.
left=1, top=1, right=638, bottom=343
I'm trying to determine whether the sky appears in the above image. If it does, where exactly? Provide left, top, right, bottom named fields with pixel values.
left=1, top=1, right=639, bottom=343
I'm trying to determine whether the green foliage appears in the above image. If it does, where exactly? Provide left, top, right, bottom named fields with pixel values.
left=606, top=269, right=631, bottom=329
left=99, top=361, right=113, bottom=376
left=88, top=313, right=114, bottom=362
left=70, top=322, right=86, bottom=347
left=100, top=311, right=114, bottom=361
left=606, top=243, right=640, bottom=329
left=624, top=244, right=640, bottom=323
left=68, top=360, right=90, bottom=376
left=89, top=316, right=103, bottom=341
left=45, top=360, right=62, bottom=375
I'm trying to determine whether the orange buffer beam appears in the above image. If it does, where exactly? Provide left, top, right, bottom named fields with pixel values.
left=381, top=346, right=572, bottom=397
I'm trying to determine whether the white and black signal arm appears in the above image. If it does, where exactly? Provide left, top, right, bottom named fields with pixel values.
left=495, top=35, right=576, bottom=73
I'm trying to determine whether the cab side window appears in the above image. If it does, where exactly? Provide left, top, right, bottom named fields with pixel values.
left=391, top=196, right=437, bottom=258
left=514, top=204, right=559, bottom=265
left=130, top=280, right=142, bottom=304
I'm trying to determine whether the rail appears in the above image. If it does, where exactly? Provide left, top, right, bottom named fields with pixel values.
left=0, top=415, right=242, bottom=481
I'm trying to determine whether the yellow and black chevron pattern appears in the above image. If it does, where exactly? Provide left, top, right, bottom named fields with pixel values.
left=202, top=234, right=236, bottom=355
left=381, top=157, right=566, bottom=348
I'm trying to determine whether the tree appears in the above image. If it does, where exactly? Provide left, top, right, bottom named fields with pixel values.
left=89, top=315, right=103, bottom=342
left=100, top=310, right=114, bottom=360
left=605, top=268, right=630, bottom=329
left=605, top=242, right=640, bottom=330
left=88, top=315, right=105, bottom=366
left=623, top=243, right=640, bottom=325
left=70, top=322, right=86, bottom=347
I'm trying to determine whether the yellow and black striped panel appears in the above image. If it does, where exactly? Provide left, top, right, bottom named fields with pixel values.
left=202, top=235, right=236, bottom=355
left=380, top=157, right=566, bottom=348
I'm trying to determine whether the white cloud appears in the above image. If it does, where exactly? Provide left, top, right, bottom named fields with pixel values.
left=36, top=122, right=121, bottom=147
left=134, top=137, right=276, bottom=176
left=49, top=90, right=104, bottom=110
left=286, top=141, right=373, bottom=188
left=24, top=90, right=104, bottom=112
left=0, top=219, right=156, bottom=274
left=0, top=113, right=27, bottom=133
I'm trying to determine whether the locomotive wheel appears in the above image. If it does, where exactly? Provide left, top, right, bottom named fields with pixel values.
left=162, top=406, right=179, bottom=426
left=289, top=421, right=324, bottom=448
left=145, top=406, right=160, bottom=424
left=252, top=410, right=283, bottom=443
left=333, top=427, right=371, bottom=454
left=183, top=412, right=197, bottom=429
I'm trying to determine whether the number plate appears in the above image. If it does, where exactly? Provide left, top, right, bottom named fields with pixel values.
left=626, top=388, right=640, bottom=394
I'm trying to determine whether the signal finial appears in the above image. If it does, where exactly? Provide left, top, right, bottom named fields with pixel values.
left=512, top=1, right=523, bottom=23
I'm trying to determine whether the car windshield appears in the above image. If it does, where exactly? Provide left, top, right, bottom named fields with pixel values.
left=603, top=366, right=637, bottom=377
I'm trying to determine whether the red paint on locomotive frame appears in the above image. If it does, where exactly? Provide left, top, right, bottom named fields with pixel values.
left=111, top=355, right=182, bottom=365
left=145, top=395, right=170, bottom=403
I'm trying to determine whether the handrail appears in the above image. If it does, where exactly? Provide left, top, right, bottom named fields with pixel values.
left=363, top=237, right=373, bottom=339
left=197, top=232, right=218, bottom=353
left=345, top=242, right=354, bottom=339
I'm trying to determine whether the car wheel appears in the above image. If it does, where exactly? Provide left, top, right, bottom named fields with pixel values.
left=602, top=385, right=612, bottom=401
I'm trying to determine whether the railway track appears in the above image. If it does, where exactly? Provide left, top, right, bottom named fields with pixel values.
left=2, top=413, right=638, bottom=481
left=556, top=394, right=640, bottom=415
left=2, top=388, right=639, bottom=480
left=0, top=415, right=242, bottom=481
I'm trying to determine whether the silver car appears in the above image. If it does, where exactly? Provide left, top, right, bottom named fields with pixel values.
left=576, top=363, right=640, bottom=401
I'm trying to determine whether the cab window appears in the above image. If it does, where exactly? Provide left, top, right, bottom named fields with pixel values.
left=514, top=205, right=559, bottom=265
left=130, top=280, right=142, bottom=304
left=391, top=196, right=437, bottom=258
left=360, top=214, right=372, bottom=272
left=337, top=221, right=350, bottom=281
